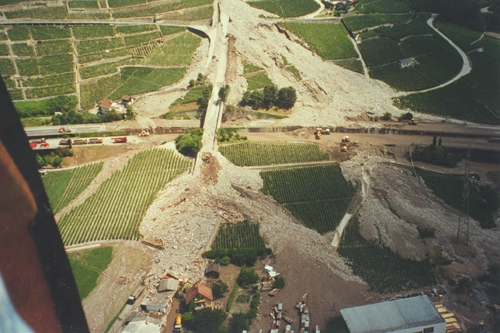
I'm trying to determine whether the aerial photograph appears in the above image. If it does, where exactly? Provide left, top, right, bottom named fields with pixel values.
left=0, top=0, right=499, bottom=331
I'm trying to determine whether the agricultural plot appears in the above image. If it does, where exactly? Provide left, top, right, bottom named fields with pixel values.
left=79, top=59, right=131, bottom=80
left=358, top=37, right=403, bottom=67
left=39, top=62, right=75, bottom=75
left=76, top=37, right=125, bottom=55
left=159, top=26, right=186, bottom=36
left=161, top=5, right=213, bottom=21
left=124, top=31, right=161, bottom=46
left=30, top=26, right=71, bottom=40
left=414, top=49, right=461, bottom=83
left=434, top=21, right=483, bottom=52
left=369, top=64, right=435, bottom=91
left=108, top=66, right=187, bottom=99
left=6, top=26, right=30, bottom=41
left=8, top=90, right=23, bottom=100
left=68, top=11, right=111, bottom=20
left=112, top=2, right=184, bottom=19
left=421, top=174, right=496, bottom=228
left=338, top=214, right=436, bottom=293
left=371, top=14, right=432, bottom=39
left=246, top=72, right=273, bottom=90
left=80, top=74, right=125, bottom=109
left=5, top=6, right=68, bottom=20
left=42, top=162, right=103, bottom=214
left=25, top=73, right=75, bottom=87
left=344, top=13, right=412, bottom=32
left=72, top=25, right=115, bottom=39
left=142, top=32, right=200, bottom=66
left=0, top=59, right=16, bottom=75
left=260, top=164, right=356, bottom=234
left=212, top=220, right=266, bottom=250
left=0, top=32, right=7, bottom=41
left=25, top=84, right=76, bottom=99
left=58, top=148, right=193, bottom=245
left=334, top=59, right=364, bottom=74
left=400, top=35, right=448, bottom=58
left=182, top=0, right=213, bottom=8
left=279, top=22, right=357, bottom=60
left=0, top=43, right=9, bottom=56
left=79, top=48, right=130, bottom=64
left=36, top=39, right=73, bottom=56
left=68, top=0, right=100, bottom=8
left=249, top=0, right=320, bottom=18
left=16, top=59, right=39, bottom=76
left=219, top=141, right=331, bottom=166
left=116, top=25, right=158, bottom=34
left=108, top=0, right=148, bottom=8
left=354, top=0, right=410, bottom=13
left=11, top=42, right=35, bottom=57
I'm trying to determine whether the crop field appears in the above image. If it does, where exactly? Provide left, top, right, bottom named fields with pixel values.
left=36, top=39, right=73, bottom=56
left=421, top=174, right=496, bottom=228
left=338, top=214, right=436, bottom=293
left=6, top=26, right=30, bottom=41
left=124, top=31, right=161, bottom=46
left=182, top=0, right=213, bottom=8
left=434, top=21, right=483, bottom=52
left=372, top=14, right=432, bottom=39
left=400, top=35, right=448, bottom=58
left=80, top=74, right=125, bottom=109
left=161, top=5, right=214, bottom=21
left=72, top=25, right=115, bottom=39
left=108, top=66, right=187, bottom=99
left=30, top=26, right=71, bottom=40
left=5, top=6, right=68, bottom=20
left=25, top=73, right=75, bottom=87
left=25, top=84, right=76, bottom=98
left=112, top=2, right=184, bottom=19
left=344, top=13, right=412, bottom=32
left=220, top=142, right=331, bottom=166
left=141, top=32, right=201, bottom=66
left=160, top=26, right=186, bottom=36
left=0, top=59, right=16, bottom=75
left=39, top=62, right=75, bottom=75
left=354, top=0, right=410, bottom=14
left=68, top=0, right=100, bottom=8
left=8, top=90, right=23, bottom=100
left=42, top=162, right=103, bottom=214
left=358, top=37, right=403, bottom=67
left=108, top=0, right=148, bottom=8
left=212, top=220, right=266, bottom=250
left=68, top=247, right=113, bottom=300
left=11, top=42, right=35, bottom=57
left=16, top=59, right=39, bottom=76
left=79, top=48, right=130, bottom=63
left=68, top=11, right=111, bottom=20
left=414, top=49, right=461, bottom=83
left=76, top=37, right=125, bottom=55
left=80, top=59, right=131, bottom=80
left=246, top=72, right=273, bottom=90
left=261, top=164, right=357, bottom=234
left=369, top=64, right=435, bottom=91
left=58, top=148, right=193, bottom=245
left=116, top=25, right=157, bottom=34
left=172, top=86, right=209, bottom=105
left=279, top=22, right=357, bottom=60
left=0, top=43, right=9, bottom=56
left=249, top=0, right=319, bottom=18
left=334, top=59, right=364, bottom=74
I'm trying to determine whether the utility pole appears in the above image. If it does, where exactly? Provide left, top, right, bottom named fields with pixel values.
left=457, top=149, right=471, bottom=244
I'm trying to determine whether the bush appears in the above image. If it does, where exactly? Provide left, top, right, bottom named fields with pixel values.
left=229, top=313, right=249, bottom=333
left=218, top=256, right=231, bottom=266
left=237, top=268, right=259, bottom=288
left=381, top=112, right=392, bottom=120
left=412, top=145, right=459, bottom=168
left=175, top=128, right=203, bottom=156
left=15, top=95, right=77, bottom=118
left=218, top=84, right=230, bottom=102
left=211, top=280, right=229, bottom=299
left=272, top=276, right=285, bottom=289
left=182, top=308, right=226, bottom=333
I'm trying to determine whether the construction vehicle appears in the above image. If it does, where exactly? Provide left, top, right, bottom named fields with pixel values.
left=73, top=139, right=88, bottom=145
left=112, top=137, right=127, bottom=143
left=88, top=138, right=103, bottom=144
left=58, top=127, right=72, bottom=133
left=174, top=313, right=182, bottom=332
left=341, top=136, right=350, bottom=152
left=408, top=119, right=417, bottom=125
left=314, top=128, right=322, bottom=140
left=138, top=130, right=150, bottom=137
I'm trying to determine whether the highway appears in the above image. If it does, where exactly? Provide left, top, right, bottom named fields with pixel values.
left=24, top=124, right=106, bottom=137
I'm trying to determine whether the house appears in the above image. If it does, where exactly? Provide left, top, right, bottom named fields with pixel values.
left=340, top=295, right=446, bottom=333
left=157, top=278, right=179, bottom=293
left=98, top=99, right=113, bottom=114
left=141, top=292, right=171, bottom=313
left=398, top=58, right=416, bottom=68
left=264, top=265, right=280, bottom=278
left=185, top=282, right=213, bottom=310
left=205, top=263, right=221, bottom=278
left=121, top=95, right=134, bottom=106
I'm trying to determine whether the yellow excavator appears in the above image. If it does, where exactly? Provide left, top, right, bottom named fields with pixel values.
left=315, top=128, right=322, bottom=140
left=341, top=135, right=350, bottom=152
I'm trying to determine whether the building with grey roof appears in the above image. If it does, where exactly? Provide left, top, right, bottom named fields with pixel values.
left=158, top=278, right=179, bottom=293
left=340, top=295, right=445, bottom=333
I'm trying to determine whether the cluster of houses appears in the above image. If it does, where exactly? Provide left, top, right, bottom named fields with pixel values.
left=97, top=95, right=134, bottom=115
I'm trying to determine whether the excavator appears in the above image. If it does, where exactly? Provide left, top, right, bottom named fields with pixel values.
left=340, top=135, right=350, bottom=152
left=315, top=128, right=322, bottom=140
left=138, top=130, right=150, bottom=137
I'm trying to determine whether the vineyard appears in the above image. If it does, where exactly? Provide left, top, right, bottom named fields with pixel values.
left=420, top=174, right=496, bottom=229
left=219, top=141, right=331, bottom=166
left=338, top=214, right=436, bottom=293
left=212, top=220, right=266, bottom=250
left=260, top=164, right=357, bottom=234
left=248, top=0, right=320, bottom=18
left=42, top=162, right=103, bottom=214
left=57, top=148, right=193, bottom=245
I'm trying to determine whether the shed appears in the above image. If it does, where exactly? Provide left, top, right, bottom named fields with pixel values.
left=98, top=99, right=113, bottom=114
left=122, top=320, right=162, bottom=333
left=122, top=95, right=133, bottom=106
left=205, top=263, right=221, bottom=278
left=141, top=292, right=171, bottom=313
left=158, top=279, right=179, bottom=293
left=340, top=295, right=446, bottom=333
left=398, top=58, right=415, bottom=68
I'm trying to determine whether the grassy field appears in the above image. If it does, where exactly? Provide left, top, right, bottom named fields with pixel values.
left=142, top=32, right=201, bottom=66
left=246, top=72, right=273, bottom=90
left=344, top=13, right=412, bottom=32
left=339, top=214, right=436, bottom=293
left=279, top=22, right=357, bottom=60
left=421, top=174, right=496, bottom=228
left=220, top=141, right=331, bottom=166
left=243, top=61, right=263, bottom=74
left=68, top=247, right=113, bottom=300
left=249, top=0, right=320, bottom=18
left=42, top=162, right=103, bottom=214
left=261, top=164, right=356, bottom=234
left=58, top=148, right=192, bottom=245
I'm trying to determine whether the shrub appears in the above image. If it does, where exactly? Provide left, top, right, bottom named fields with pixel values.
left=175, top=128, right=203, bottom=156
left=400, top=112, right=413, bottom=121
left=211, top=280, right=229, bottom=299
left=272, top=276, right=285, bottom=289
left=237, top=268, right=259, bottom=288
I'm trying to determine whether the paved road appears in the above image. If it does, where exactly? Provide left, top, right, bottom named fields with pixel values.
left=25, top=124, right=105, bottom=137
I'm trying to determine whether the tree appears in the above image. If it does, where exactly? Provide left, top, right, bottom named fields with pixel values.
left=400, top=112, right=413, bottom=121
left=189, top=79, right=195, bottom=87
left=51, top=155, right=63, bottom=168
left=197, top=73, right=204, bottom=82
left=229, top=313, right=249, bottom=333
left=211, top=280, right=229, bottom=299
left=263, top=85, right=278, bottom=108
left=277, top=86, right=297, bottom=109
left=175, top=129, right=204, bottom=156
left=432, top=136, right=437, bottom=147
left=36, top=154, right=45, bottom=168
left=182, top=308, right=226, bottom=333
left=198, top=86, right=211, bottom=109
left=237, top=268, right=259, bottom=288
left=218, top=84, right=230, bottom=102
left=126, top=105, right=135, bottom=120
left=272, top=276, right=285, bottom=289
left=381, top=112, right=392, bottom=121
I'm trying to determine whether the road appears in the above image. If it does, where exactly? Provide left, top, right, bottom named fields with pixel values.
left=25, top=124, right=105, bottom=137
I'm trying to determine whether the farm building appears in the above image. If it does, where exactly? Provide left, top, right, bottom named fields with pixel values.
left=98, top=99, right=113, bottom=114
left=185, top=282, right=213, bottom=310
left=205, top=263, right=221, bottom=278
left=141, top=292, right=172, bottom=313
left=121, top=95, right=134, bottom=106
left=340, top=295, right=446, bottom=333
left=157, top=278, right=179, bottom=293
left=398, top=58, right=416, bottom=68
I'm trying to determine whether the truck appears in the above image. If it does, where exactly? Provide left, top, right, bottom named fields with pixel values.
left=174, top=313, right=182, bottom=332
left=112, top=137, right=127, bottom=143
left=40, top=142, right=49, bottom=148
left=59, top=139, right=70, bottom=145
left=88, top=138, right=103, bottom=144
left=58, top=127, right=72, bottom=133
left=73, top=139, right=88, bottom=145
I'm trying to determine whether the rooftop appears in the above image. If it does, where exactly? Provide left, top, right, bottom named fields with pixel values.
left=158, top=279, right=179, bottom=292
left=185, top=282, right=213, bottom=304
left=122, top=320, right=161, bottom=333
left=340, top=295, right=445, bottom=333
left=98, top=99, right=112, bottom=109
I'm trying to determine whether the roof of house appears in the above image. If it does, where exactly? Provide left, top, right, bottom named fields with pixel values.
left=122, top=321, right=162, bottom=333
left=398, top=58, right=415, bottom=65
left=340, top=295, right=445, bottom=333
left=158, top=279, right=179, bottom=292
left=141, top=292, right=170, bottom=309
left=185, top=283, right=214, bottom=304
left=205, top=263, right=221, bottom=274
left=98, top=99, right=112, bottom=109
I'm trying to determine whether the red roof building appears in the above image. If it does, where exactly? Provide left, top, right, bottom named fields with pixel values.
left=185, top=283, right=213, bottom=310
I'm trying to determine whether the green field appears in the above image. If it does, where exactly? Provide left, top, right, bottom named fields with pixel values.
left=421, top=174, right=496, bottom=228
left=344, top=13, right=412, bottom=32
left=116, top=25, right=157, bottom=34
left=182, top=0, right=213, bottom=8
left=42, top=162, right=103, bottom=214
left=6, top=25, right=31, bottom=41
left=159, top=26, right=186, bottom=36
left=58, top=148, right=193, bottom=245
left=36, top=39, right=73, bottom=56
left=5, top=6, right=68, bottom=20
left=68, top=0, right=100, bottom=8
left=0, top=59, right=16, bottom=75
left=108, top=0, right=147, bottom=7
left=369, top=63, right=435, bottom=91
left=25, top=73, right=75, bottom=87
left=68, top=247, right=113, bottom=300
left=220, top=141, right=331, bottom=166
left=353, top=0, right=411, bottom=14
left=30, top=26, right=71, bottom=40
left=339, top=214, right=436, bottom=293
left=25, top=84, right=76, bottom=99
left=261, top=164, right=356, bottom=234
left=400, top=35, right=448, bottom=58
left=249, top=0, right=320, bottom=18
left=371, top=14, right=432, bottom=39
left=124, top=31, right=161, bottom=46
left=142, top=32, right=201, bottom=66
left=212, top=220, right=266, bottom=250
left=279, top=22, right=357, bottom=60
left=434, top=21, right=483, bottom=52
left=76, top=37, right=125, bottom=54
left=172, top=86, right=210, bottom=105
left=11, top=42, right=35, bottom=57
left=112, top=2, right=183, bottom=18
left=72, top=25, right=115, bottom=39
left=80, top=59, right=131, bottom=80
left=246, top=72, right=273, bottom=90
left=80, top=73, right=125, bottom=109
left=0, top=43, right=9, bottom=56
left=16, top=59, right=39, bottom=76
left=358, top=37, right=403, bottom=67
left=161, top=5, right=213, bottom=21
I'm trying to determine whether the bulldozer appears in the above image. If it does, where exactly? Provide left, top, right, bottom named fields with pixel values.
left=315, top=128, right=322, bottom=140
left=138, top=130, right=150, bottom=137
